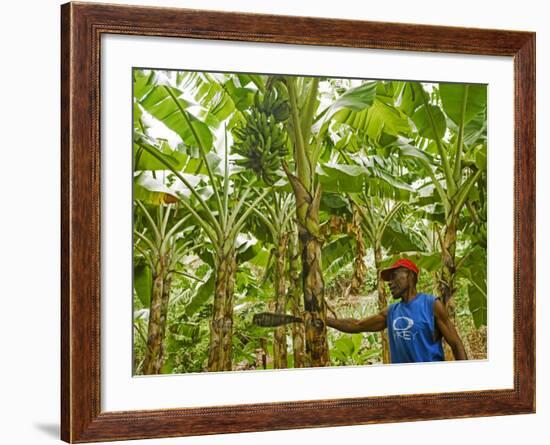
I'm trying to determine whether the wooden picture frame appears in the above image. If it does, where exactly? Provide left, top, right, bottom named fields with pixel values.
left=61, top=1, right=535, bottom=442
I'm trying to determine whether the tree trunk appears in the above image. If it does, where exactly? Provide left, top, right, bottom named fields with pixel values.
left=439, top=218, right=457, bottom=316
left=438, top=217, right=457, bottom=361
left=284, top=166, right=329, bottom=367
left=288, top=229, right=306, bottom=367
left=432, top=273, right=440, bottom=296
left=374, top=244, right=390, bottom=364
left=273, top=233, right=289, bottom=368
left=207, top=248, right=237, bottom=372
left=301, top=231, right=329, bottom=367
left=155, top=273, right=172, bottom=373
left=350, top=206, right=367, bottom=296
left=144, top=257, right=171, bottom=374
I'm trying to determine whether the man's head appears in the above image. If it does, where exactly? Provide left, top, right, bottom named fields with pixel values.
left=381, top=259, right=419, bottom=299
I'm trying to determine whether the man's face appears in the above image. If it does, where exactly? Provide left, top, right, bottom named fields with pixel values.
left=387, top=267, right=411, bottom=299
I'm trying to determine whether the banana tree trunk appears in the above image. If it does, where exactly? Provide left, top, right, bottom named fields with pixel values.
left=287, top=181, right=330, bottom=367
left=350, top=206, right=366, bottom=296
left=284, top=167, right=329, bottom=367
left=438, top=217, right=458, bottom=361
left=374, top=244, right=390, bottom=364
left=439, top=217, right=457, bottom=316
left=208, top=248, right=237, bottom=372
left=273, top=234, right=289, bottom=368
left=301, top=231, right=329, bottom=367
left=156, top=274, right=172, bottom=372
left=288, top=230, right=306, bottom=367
left=144, top=257, right=171, bottom=374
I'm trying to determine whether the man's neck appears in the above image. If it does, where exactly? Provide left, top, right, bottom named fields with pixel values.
left=401, top=287, right=418, bottom=303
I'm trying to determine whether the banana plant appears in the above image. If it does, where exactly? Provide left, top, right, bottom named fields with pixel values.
left=397, top=81, right=487, bottom=316
left=287, top=224, right=306, bottom=368
left=229, top=75, right=333, bottom=366
left=134, top=70, right=269, bottom=371
left=348, top=206, right=368, bottom=297
left=246, top=191, right=295, bottom=368
left=133, top=202, right=195, bottom=374
left=231, top=85, right=308, bottom=368
left=280, top=76, right=331, bottom=366
left=280, top=77, right=390, bottom=366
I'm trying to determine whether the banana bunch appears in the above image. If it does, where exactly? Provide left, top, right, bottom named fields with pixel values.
left=254, top=90, right=290, bottom=123
left=233, top=107, right=288, bottom=184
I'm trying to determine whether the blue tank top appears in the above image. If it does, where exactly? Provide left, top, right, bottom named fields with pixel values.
left=386, top=293, right=444, bottom=364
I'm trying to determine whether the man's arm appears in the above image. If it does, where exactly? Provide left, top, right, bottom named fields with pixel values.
left=327, top=308, right=388, bottom=333
left=433, top=299, right=468, bottom=360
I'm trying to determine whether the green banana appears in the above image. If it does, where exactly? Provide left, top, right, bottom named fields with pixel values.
left=232, top=88, right=291, bottom=184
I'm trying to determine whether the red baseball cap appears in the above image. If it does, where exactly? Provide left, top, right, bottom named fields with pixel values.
left=380, top=258, right=419, bottom=281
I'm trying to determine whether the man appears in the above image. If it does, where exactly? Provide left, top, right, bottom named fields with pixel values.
left=327, top=258, right=468, bottom=363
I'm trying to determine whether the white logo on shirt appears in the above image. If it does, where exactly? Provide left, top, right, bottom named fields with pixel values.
left=392, top=316, right=418, bottom=341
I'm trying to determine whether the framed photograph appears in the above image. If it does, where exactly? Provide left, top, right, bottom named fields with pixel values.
left=61, top=1, right=535, bottom=442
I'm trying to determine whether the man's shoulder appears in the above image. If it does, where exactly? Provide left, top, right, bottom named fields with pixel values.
left=418, top=293, right=438, bottom=302
left=418, top=293, right=442, bottom=317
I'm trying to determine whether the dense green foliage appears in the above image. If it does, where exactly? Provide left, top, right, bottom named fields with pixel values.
left=132, top=70, right=487, bottom=374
